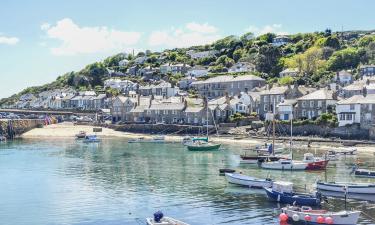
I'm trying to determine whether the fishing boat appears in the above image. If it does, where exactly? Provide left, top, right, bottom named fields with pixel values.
left=316, top=181, right=375, bottom=194
left=303, top=153, right=329, bottom=170
left=83, top=135, right=100, bottom=143
left=146, top=211, right=189, bottom=225
left=240, top=144, right=290, bottom=164
left=264, top=181, right=321, bottom=206
left=243, top=144, right=284, bottom=154
left=319, top=190, right=375, bottom=202
left=186, top=104, right=220, bottom=151
left=280, top=205, right=361, bottom=225
left=75, top=131, right=86, bottom=139
left=225, top=173, right=272, bottom=188
left=350, top=164, right=375, bottom=178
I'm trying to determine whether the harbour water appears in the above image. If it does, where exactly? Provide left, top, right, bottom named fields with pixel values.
left=0, top=138, right=374, bottom=225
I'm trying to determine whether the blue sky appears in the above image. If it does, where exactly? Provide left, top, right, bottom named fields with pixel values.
left=0, top=0, right=374, bottom=98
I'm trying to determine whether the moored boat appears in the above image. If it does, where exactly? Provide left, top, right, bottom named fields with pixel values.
left=264, top=181, right=321, bottom=206
left=83, top=135, right=100, bottom=143
left=75, top=131, right=86, bottom=139
left=261, top=159, right=307, bottom=170
left=146, top=211, right=189, bottom=225
left=240, top=154, right=288, bottom=164
left=303, top=153, right=329, bottom=170
left=219, top=168, right=236, bottom=175
left=350, top=165, right=375, bottom=178
left=128, top=136, right=165, bottom=143
left=225, top=173, right=272, bottom=188
left=186, top=141, right=221, bottom=151
left=280, top=205, right=361, bottom=225
left=316, top=180, right=375, bottom=194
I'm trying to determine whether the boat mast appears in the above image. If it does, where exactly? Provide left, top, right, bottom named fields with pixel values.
left=206, top=102, right=209, bottom=140
left=290, top=112, right=293, bottom=159
left=272, top=98, right=276, bottom=156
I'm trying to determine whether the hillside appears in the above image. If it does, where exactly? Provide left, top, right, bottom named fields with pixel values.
left=1, top=29, right=375, bottom=106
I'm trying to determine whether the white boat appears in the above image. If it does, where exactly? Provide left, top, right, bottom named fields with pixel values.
left=261, top=158, right=307, bottom=170
left=146, top=216, right=189, bottom=225
left=334, top=148, right=357, bottom=155
left=128, top=136, right=165, bottom=143
left=317, top=181, right=375, bottom=194
left=281, top=205, right=361, bottom=225
left=225, top=173, right=272, bottom=188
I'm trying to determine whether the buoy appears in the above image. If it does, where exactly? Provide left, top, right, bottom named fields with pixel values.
left=292, top=214, right=300, bottom=221
left=316, top=216, right=325, bottom=224
left=304, top=214, right=312, bottom=221
left=279, top=213, right=288, bottom=222
left=325, top=216, right=333, bottom=224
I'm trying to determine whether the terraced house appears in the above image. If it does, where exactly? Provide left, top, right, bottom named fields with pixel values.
left=296, top=88, right=338, bottom=119
left=191, top=75, right=265, bottom=99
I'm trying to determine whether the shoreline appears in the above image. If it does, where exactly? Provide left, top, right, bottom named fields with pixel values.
left=20, top=122, right=375, bottom=153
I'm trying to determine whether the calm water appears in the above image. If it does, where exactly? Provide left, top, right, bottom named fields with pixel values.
left=0, top=139, right=375, bottom=225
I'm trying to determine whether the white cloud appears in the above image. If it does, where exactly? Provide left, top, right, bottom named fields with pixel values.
left=245, top=24, right=288, bottom=36
left=42, top=18, right=142, bottom=56
left=148, top=22, right=220, bottom=48
left=0, top=35, right=19, bottom=45
left=186, top=22, right=218, bottom=33
left=40, top=22, right=50, bottom=30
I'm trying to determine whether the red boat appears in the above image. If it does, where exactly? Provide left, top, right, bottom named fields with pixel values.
left=303, top=153, right=329, bottom=170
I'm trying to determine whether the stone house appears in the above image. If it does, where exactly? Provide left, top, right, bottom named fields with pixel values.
left=93, top=94, right=107, bottom=110
left=336, top=94, right=375, bottom=128
left=191, top=75, right=265, bottom=99
left=296, top=88, right=338, bottom=119
left=186, top=66, right=208, bottom=77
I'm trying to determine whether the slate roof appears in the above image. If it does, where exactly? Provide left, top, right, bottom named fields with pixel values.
left=298, top=89, right=335, bottom=100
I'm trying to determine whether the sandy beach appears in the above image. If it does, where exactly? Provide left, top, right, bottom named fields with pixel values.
left=21, top=122, right=375, bottom=154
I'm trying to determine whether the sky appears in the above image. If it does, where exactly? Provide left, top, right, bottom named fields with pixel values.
left=0, top=0, right=374, bottom=98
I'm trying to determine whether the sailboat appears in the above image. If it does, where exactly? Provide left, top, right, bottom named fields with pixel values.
left=186, top=100, right=221, bottom=151
left=261, top=111, right=308, bottom=170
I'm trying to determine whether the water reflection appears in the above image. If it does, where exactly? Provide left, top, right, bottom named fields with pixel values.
left=0, top=139, right=374, bottom=224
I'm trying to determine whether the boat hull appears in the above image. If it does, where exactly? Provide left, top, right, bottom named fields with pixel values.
left=264, top=188, right=320, bottom=206
left=354, top=169, right=375, bottom=178
left=187, top=143, right=221, bottom=151
left=225, top=173, right=272, bottom=188
left=240, top=155, right=284, bottom=164
left=305, top=160, right=329, bottom=170
left=281, top=206, right=360, bottom=225
left=317, top=181, right=375, bottom=194
left=261, top=161, right=307, bottom=170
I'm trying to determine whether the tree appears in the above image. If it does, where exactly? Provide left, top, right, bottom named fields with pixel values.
left=327, top=47, right=360, bottom=71
left=232, top=48, right=245, bottom=62
left=278, top=76, right=294, bottom=85
left=213, top=35, right=240, bottom=51
left=284, top=46, right=325, bottom=76
left=215, top=55, right=235, bottom=68
left=255, top=45, right=282, bottom=76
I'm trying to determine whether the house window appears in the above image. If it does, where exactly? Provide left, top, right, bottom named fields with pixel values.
left=350, top=104, right=355, bottom=110
left=302, top=110, right=306, bottom=117
left=302, top=101, right=306, bottom=108
left=310, top=101, right=314, bottom=107
left=340, top=114, right=345, bottom=120
left=346, top=114, right=353, bottom=120
left=217, top=110, right=221, bottom=116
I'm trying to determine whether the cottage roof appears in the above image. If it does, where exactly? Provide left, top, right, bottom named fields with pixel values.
left=277, top=99, right=297, bottom=106
left=337, top=94, right=375, bottom=105
left=185, top=106, right=204, bottom=113
left=248, top=92, right=261, bottom=101
left=298, top=89, right=335, bottom=100
left=149, top=103, right=185, bottom=110
left=192, top=74, right=264, bottom=85
left=208, top=96, right=227, bottom=105
left=338, top=70, right=353, bottom=77
left=259, top=86, right=288, bottom=95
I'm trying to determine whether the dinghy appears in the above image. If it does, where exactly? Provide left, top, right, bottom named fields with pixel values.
left=83, top=135, right=100, bottom=143
left=225, top=173, right=272, bottom=188
left=280, top=205, right=361, bottom=225
left=317, top=180, right=375, bottom=194
left=146, top=211, right=189, bottom=225
left=350, top=165, right=375, bottom=178
left=264, top=181, right=321, bottom=206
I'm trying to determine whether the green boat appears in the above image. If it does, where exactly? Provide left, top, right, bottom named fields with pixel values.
left=186, top=101, right=220, bottom=151
left=186, top=142, right=221, bottom=151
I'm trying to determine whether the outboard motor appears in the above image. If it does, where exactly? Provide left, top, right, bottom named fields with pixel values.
left=153, top=211, right=164, bottom=223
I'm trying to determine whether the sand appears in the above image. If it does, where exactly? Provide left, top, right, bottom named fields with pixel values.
left=21, top=122, right=375, bottom=154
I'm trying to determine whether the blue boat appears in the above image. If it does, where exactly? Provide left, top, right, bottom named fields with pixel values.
left=83, top=135, right=100, bottom=143
left=264, top=181, right=321, bottom=206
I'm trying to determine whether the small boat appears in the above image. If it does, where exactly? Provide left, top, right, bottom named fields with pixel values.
left=83, top=135, right=100, bottom=143
left=128, top=136, right=165, bottom=143
left=316, top=180, right=375, bottom=194
left=319, top=190, right=375, bottom=202
left=186, top=141, right=221, bottom=151
left=334, top=148, right=357, bottom=155
left=264, top=181, right=321, bottom=206
left=280, top=205, right=361, bottom=225
left=146, top=211, right=189, bottom=225
left=244, top=144, right=284, bottom=154
left=240, top=154, right=288, bottom=164
left=325, top=150, right=339, bottom=161
left=225, top=173, right=272, bottom=188
left=261, top=159, right=307, bottom=170
left=350, top=164, right=375, bottom=178
left=303, top=153, right=329, bottom=170
left=75, top=131, right=86, bottom=139
left=219, top=168, right=236, bottom=175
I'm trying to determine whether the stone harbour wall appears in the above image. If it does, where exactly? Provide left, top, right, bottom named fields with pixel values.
left=0, top=119, right=45, bottom=138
